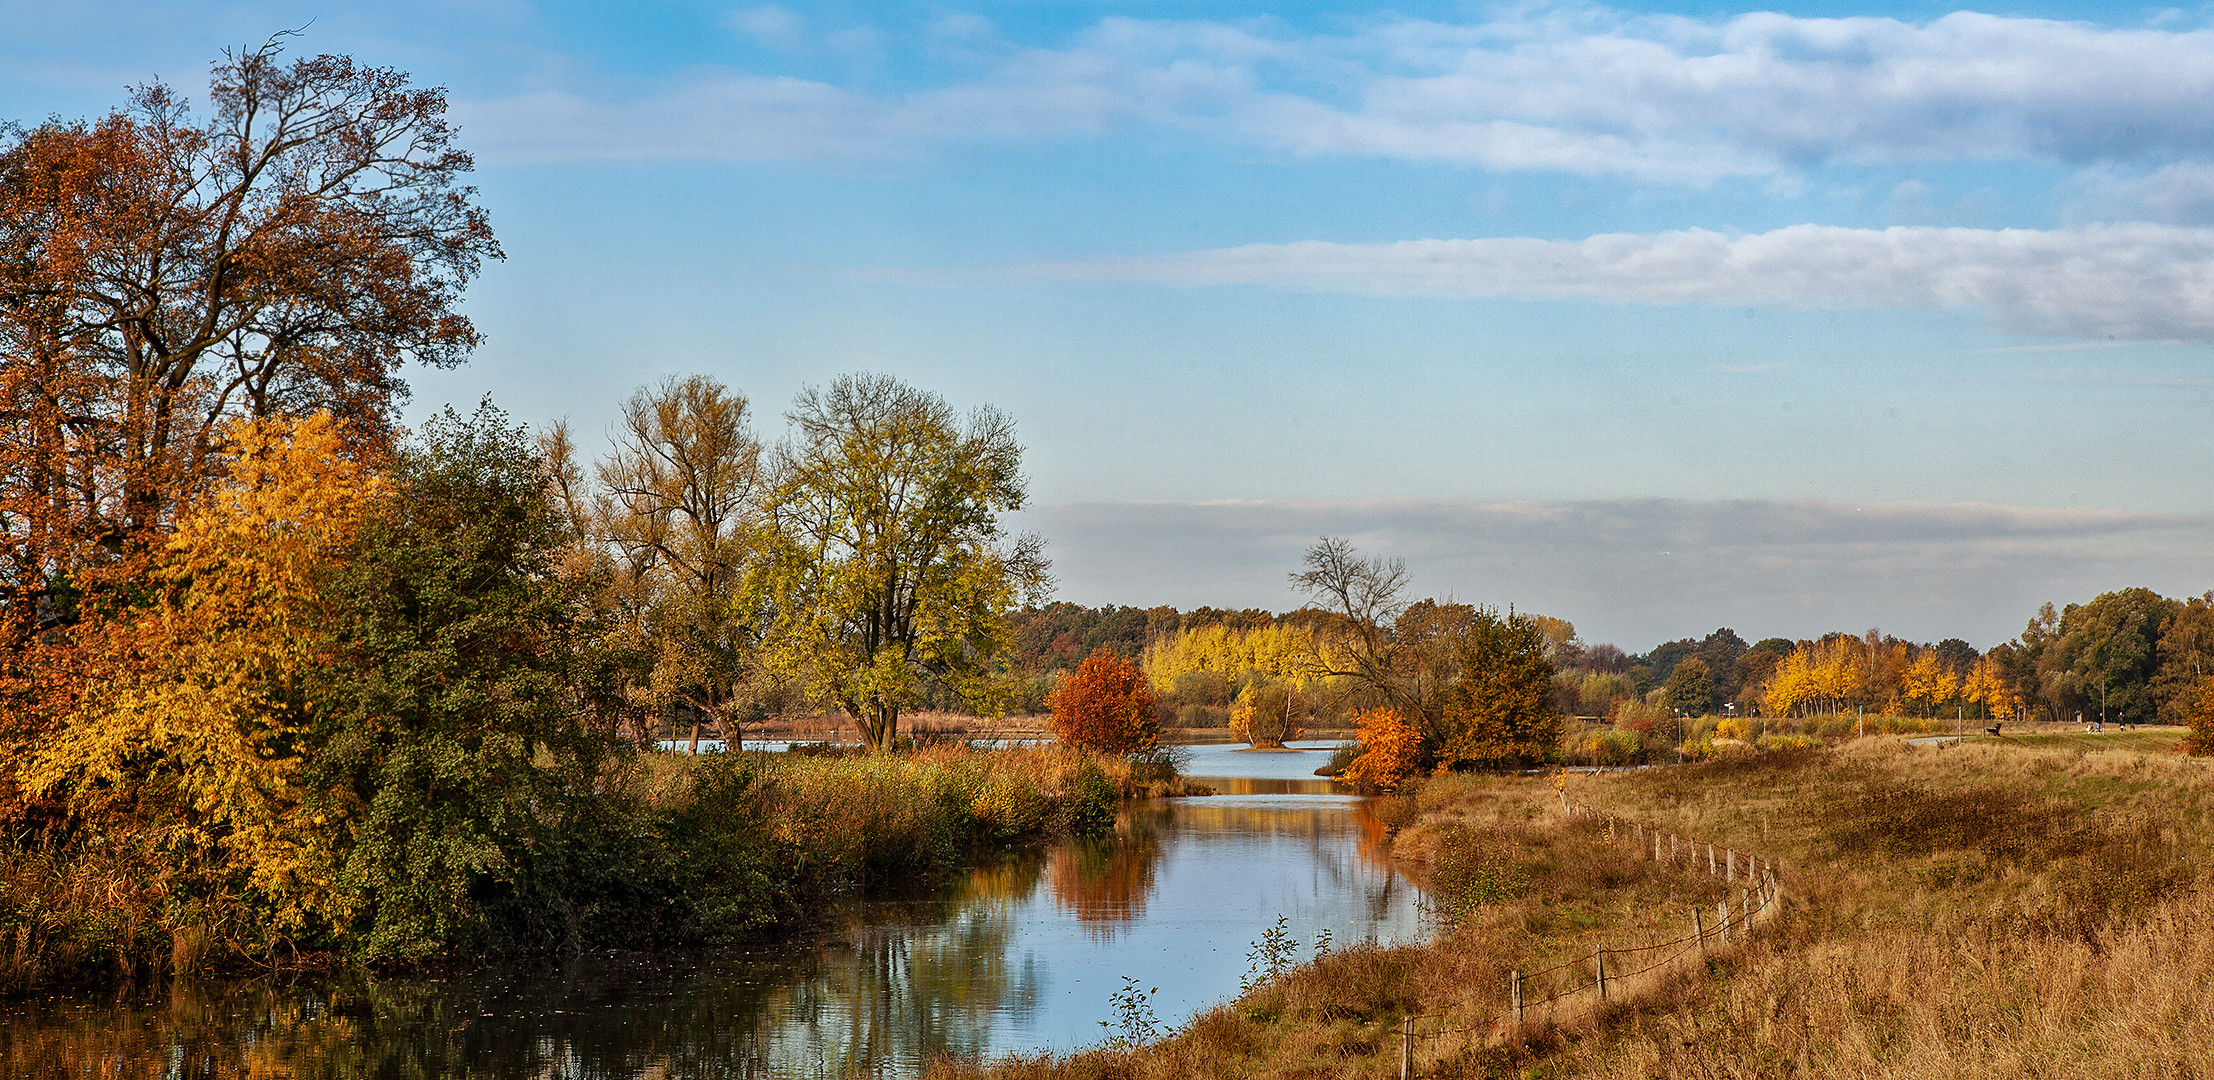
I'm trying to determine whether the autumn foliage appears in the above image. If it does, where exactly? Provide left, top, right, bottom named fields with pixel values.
left=2185, top=678, right=2214, bottom=756
left=1048, top=647, right=1161, bottom=754
left=1339, top=708, right=1422, bottom=792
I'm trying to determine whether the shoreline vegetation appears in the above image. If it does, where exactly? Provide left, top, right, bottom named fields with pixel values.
left=927, top=727, right=2212, bottom=1079
left=0, top=742, right=1201, bottom=995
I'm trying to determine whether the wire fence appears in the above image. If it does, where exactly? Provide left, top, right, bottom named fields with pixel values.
left=1387, top=802, right=1790, bottom=1078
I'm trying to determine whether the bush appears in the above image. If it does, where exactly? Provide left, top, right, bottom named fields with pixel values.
left=1568, top=726, right=1645, bottom=766
left=1757, top=733, right=1822, bottom=752
left=1048, top=648, right=1162, bottom=754
left=1339, top=708, right=1423, bottom=792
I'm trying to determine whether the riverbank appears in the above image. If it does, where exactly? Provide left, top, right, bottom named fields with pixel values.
left=0, top=766, right=1412, bottom=1077
left=931, top=734, right=2214, bottom=1078
left=0, top=743, right=1195, bottom=995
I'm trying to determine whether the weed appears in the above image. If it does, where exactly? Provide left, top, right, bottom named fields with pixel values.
left=1242, top=915, right=1299, bottom=992
left=1098, top=975, right=1160, bottom=1049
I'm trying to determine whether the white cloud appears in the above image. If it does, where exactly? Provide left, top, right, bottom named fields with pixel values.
left=2077, top=161, right=2214, bottom=224
left=1031, top=223, right=2214, bottom=341
left=460, top=6, right=2214, bottom=180
left=1018, top=498, right=2214, bottom=649
left=724, top=6, right=805, bottom=50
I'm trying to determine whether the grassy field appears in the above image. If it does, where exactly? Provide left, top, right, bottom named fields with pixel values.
left=930, top=733, right=2213, bottom=1079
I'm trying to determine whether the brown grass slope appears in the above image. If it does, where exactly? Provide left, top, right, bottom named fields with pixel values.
left=930, top=736, right=2212, bottom=1079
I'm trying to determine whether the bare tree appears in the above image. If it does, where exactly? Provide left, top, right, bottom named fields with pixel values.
left=1289, top=537, right=1464, bottom=732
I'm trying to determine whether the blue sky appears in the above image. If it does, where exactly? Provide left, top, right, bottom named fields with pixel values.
left=7, top=0, right=2214, bottom=649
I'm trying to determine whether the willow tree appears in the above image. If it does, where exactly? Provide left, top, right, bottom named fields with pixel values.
left=764, top=374, right=1047, bottom=751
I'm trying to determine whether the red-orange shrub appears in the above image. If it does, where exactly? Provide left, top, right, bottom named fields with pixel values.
left=1047, top=647, right=1161, bottom=754
left=1340, top=707, right=1424, bottom=792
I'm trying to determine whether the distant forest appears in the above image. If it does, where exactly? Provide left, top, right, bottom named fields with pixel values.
left=1009, top=586, right=2213, bottom=730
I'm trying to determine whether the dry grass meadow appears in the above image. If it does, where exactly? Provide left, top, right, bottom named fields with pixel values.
left=928, top=731, right=2213, bottom=1079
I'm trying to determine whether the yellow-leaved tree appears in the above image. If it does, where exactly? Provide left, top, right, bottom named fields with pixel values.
left=21, top=413, right=385, bottom=938
left=1141, top=622, right=1316, bottom=693
left=1902, top=652, right=1959, bottom=716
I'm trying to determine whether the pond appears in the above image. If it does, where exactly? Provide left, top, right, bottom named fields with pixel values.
left=0, top=744, right=1428, bottom=1078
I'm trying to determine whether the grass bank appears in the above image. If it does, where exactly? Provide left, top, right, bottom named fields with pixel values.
left=1, top=743, right=1189, bottom=994
left=931, top=734, right=2213, bottom=1078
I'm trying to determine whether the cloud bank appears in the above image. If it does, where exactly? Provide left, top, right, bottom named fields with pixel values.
left=1036, top=224, right=2214, bottom=341
left=1018, top=498, right=2214, bottom=650
left=459, top=7, right=2214, bottom=182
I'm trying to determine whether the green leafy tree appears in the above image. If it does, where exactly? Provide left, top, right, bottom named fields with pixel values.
left=1435, top=609, right=1560, bottom=771
left=2038, top=588, right=2177, bottom=726
left=306, top=402, right=601, bottom=961
left=764, top=374, right=1047, bottom=752
left=1661, top=656, right=1717, bottom=717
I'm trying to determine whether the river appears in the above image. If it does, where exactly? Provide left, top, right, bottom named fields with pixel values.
left=0, top=742, right=1428, bottom=1078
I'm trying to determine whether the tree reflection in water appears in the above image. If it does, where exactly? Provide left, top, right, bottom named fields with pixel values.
left=1047, top=813, right=1164, bottom=933
left=2, top=793, right=1424, bottom=1078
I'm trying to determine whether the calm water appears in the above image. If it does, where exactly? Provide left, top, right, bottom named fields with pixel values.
left=0, top=744, right=1425, bottom=1078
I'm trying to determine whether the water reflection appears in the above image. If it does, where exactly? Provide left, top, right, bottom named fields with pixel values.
left=3, top=786, right=1423, bottom=1078
left=1047, top=830, right=1162, bottom=932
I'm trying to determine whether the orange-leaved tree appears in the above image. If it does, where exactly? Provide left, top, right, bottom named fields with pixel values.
left=1048, top=647, right=1160, bottom=754
left=2185, top=677, right=2214, bottom=756
left=1230, top=679, right=1306, bottom=749
left=17, top=412, right=385, bottom=936
left=0, top=39, right=496, bottom=648
left=1340, top=707, right=1423, bottom=792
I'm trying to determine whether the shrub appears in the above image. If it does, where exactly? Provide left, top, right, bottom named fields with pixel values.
left=1047, top=647, right=1162, bottom=754
left=1757, top=733, right=1822, bottom=752
left=1570, top=726, right=1644, bottom=766
left=1339, top=708, right=1424, bottom=791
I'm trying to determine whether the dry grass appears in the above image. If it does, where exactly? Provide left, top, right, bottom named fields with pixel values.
left=934, top=734, right=2214, bottom=1080
left=928, top=777, right=1746, bottom=1080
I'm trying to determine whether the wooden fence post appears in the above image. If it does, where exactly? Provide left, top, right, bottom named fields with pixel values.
left=1653, top=833, right=1662, bottom=861
left=1726, top=849, right=1736, bottom=882
left=1717, top=900, right=1731, bottom=947
left=1400, top=1016, right=1414, bottom=1080
left=1741, top=888, right=1752, bottom=934
left=1595, top=945, right=1607, bottom=1002
left=1511, top=968, right=1523, bottom=1027
left=1694, top=907, right=1706, bottom=957
left=1708, top=842, right=1717, bottom=876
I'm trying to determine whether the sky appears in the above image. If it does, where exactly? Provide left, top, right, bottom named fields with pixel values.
left=6, top=0, right=2214, bottom=650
